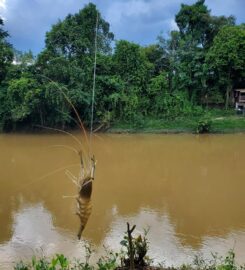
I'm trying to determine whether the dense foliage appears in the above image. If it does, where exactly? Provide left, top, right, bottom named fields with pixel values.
left=0, top=1, right=244, bottom=131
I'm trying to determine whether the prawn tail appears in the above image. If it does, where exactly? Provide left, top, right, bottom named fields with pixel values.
left=77, top=224, right=85, bottom=240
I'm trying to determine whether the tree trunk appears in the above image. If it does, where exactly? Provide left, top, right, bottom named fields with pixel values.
left=127, top=223, right=136, bottom=270
left=225, top=83, right=232, bottom=110
left=39, top=107, right=44, bottom=126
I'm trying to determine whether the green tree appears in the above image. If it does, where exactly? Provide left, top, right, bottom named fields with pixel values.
left=36, top=3, right=114, bottom=127
left=0, top=18, right=13, bottom=83
left=176, top=0, right=210, bottom=47
left=172, top=0, right=236, bottom=104
left=13, top=49, right=35, bottom=68
left=112, top=40, right=152, bottom=120
left=141, top=44, right=164, bottom=76
left=157, top=31, right=181, bottom=93
left=5, top=77, right=43, bottom=129
left=93, top=54, right=123, bottom=124
left=206, top=25, right=245, bottom=109
left=45, top=3, right=113, bottom=59
left=147, top=72, right=168, bottom=115
left=175, top=0, right=235, bottom=49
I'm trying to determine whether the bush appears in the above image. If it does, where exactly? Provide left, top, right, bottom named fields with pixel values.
left=119, top=223, right=151, bottom=269
left=196, top=115, right=212, bottom=133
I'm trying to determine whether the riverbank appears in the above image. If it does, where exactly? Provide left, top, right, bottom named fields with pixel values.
left=13, top=222, right=244, bottom=270
left=14, top=248, right=240, bottom=270
left=1, top=110, right=245, bottom=135
left=107, top=114, right=245, bottom=134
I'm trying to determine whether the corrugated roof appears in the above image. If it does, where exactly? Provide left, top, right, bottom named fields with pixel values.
left=235, top=89, right=245, bottom=93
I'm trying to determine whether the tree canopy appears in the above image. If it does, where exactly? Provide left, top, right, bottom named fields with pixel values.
left=206, top=25, right=245, bottom=108
left=0, top=18, right=13, bottom=83
left=0, top=1, right=244, bottom=131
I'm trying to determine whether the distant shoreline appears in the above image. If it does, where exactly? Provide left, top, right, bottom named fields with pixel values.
left=1, top=111, right=245, bottom=135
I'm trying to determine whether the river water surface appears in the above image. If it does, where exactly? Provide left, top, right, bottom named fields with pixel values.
left=0, top=133, right=245, bottom=268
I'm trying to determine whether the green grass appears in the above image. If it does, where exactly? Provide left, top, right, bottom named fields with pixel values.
left=109, top=117, right=197, bottom=133
left=212, top=115, right=245, bottom=133
left=14, top=250, right=242, bottom=270
left=109, top=110, right=245, bottom=134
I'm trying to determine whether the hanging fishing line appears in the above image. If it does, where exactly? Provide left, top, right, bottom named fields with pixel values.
left=89, top=11, right=99, bottom=158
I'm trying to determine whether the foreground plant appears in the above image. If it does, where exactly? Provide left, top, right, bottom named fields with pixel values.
left=14, top=254, right=69, bottom=270
left=119, top=223, right=151, bottom=270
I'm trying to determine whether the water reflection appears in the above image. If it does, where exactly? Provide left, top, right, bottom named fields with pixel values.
left=1, top=203, right=245, bottom=268
left=0, top=133, right=245, bottom=268
left=0, top=204, right=88, bottom=269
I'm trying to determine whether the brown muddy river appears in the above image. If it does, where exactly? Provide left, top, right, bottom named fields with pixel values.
left=0, top=133, right=245, bottom=268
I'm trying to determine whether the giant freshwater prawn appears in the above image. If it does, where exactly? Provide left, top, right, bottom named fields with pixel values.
left=37, top=12, right=99, bottom=239
left=36, top=77, right=97, bottom=239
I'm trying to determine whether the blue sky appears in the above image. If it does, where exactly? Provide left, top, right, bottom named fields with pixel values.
left=0, top=0, right=244, bottom=54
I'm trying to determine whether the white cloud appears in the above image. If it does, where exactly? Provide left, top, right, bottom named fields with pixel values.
left=0, top=0, right=6, bottom=20
left=0, top=0, right=6, bottom=10
left=105, top=0, right=176, bottom=24
left=169, top=18, right=178, bottom=31
left=104, top=0, right=188, bottom=44
left=106, top=0, right=150, bottom=25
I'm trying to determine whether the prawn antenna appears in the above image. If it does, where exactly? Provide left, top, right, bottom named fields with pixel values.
left=35, top=124, right=89, bottom=158
left=38, top=74, right=90, bottom=152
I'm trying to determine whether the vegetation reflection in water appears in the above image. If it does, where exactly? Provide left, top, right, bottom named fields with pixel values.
left=0, top=133, right=245, bottom=268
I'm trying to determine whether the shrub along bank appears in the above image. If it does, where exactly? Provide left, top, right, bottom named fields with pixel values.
left=14, top=224, right=243, bottom=270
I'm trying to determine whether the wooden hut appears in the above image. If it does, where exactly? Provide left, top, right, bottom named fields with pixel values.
left=234, top=89, right=245, bottom=112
